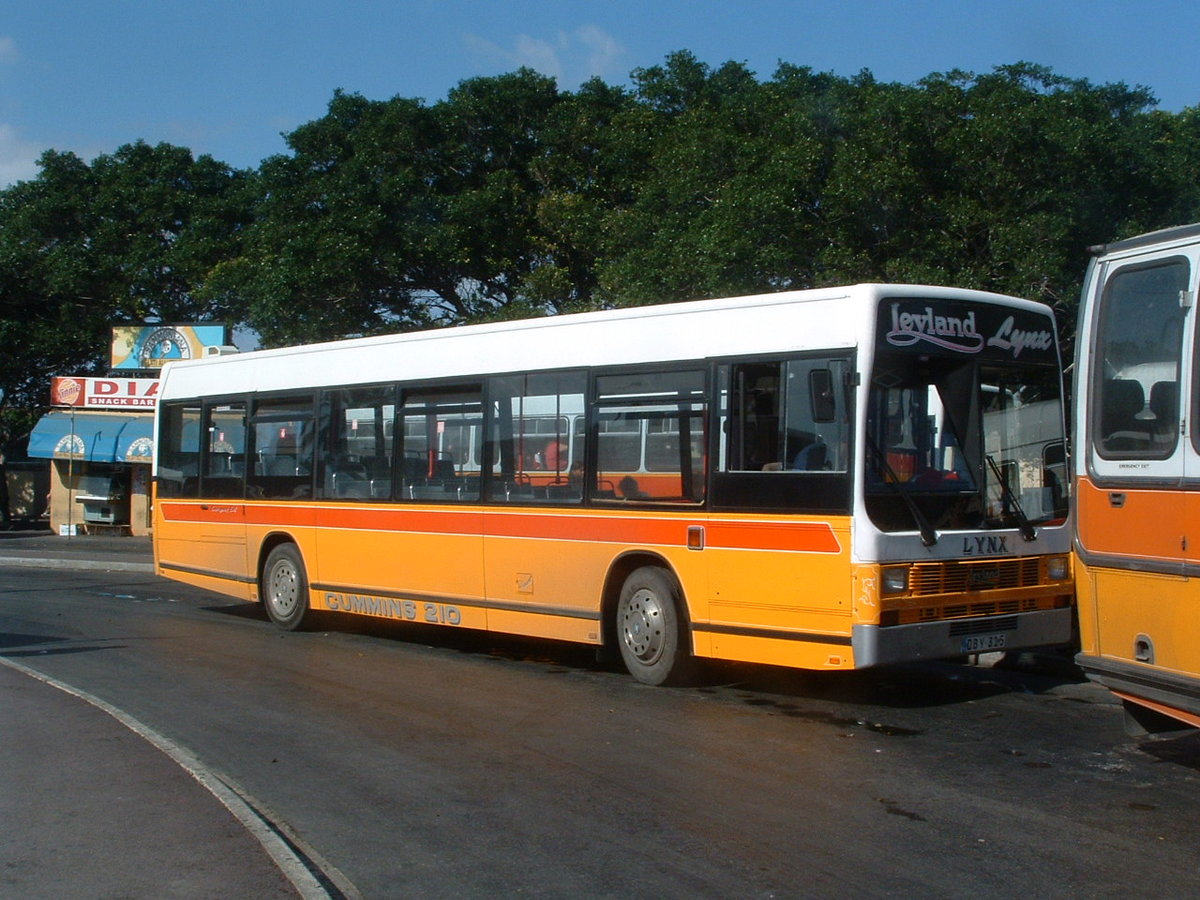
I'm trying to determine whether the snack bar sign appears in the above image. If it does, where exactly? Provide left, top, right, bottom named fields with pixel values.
left=52, top=377, right=160, bottom=409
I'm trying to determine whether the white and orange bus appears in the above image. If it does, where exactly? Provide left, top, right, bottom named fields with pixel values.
left=153, top=283, right=1073, bottom=684
left=1074, top=224, right=1200, bottom=733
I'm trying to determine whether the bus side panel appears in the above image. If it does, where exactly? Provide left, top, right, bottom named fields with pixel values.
left=155, top=499, right=253, bottom=601
left=1074, top=562, right=1100, bottom=659
left=1076, top=478, right=1186, bottom=569
left=1076, top=476, right=1200, bottom=687
left=1080, top=563, right=1199, bottom=674
left=480, top=508, right=704, bottom=645
left=309, top=505, right=486, bottom=623
left=702, top=515, right=854, bottom=669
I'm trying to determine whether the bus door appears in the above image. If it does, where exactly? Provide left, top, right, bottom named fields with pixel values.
left=156, top=400, right=249, bottom=584
left=706, top=358, right=854, bottom=668
left=1081, top=249, right=1195, bottom=668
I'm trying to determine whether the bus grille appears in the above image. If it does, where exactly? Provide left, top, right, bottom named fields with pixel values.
left=908, top=557, right=1041, bottom=595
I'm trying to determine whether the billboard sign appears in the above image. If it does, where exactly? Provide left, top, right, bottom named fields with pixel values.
left=52, top=377, right=160, bottom=409
left=111, top=324, right=228, bottom=371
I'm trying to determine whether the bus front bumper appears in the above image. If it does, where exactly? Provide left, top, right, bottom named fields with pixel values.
left=852, top=608, right=1074, bottom=668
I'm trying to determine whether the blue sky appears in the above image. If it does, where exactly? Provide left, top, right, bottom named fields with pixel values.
left=2, top=0, right=1199, bottom=187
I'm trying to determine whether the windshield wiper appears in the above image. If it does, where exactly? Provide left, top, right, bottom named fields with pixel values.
left=866, top=436, right=938, bottom=547
left=985, top=454, right=1036, bottom=542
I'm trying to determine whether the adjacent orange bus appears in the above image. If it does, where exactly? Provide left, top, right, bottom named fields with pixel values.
left=153, top=284, right=1073, bottom=684
left=1074, top=224, right=1200, bottom=733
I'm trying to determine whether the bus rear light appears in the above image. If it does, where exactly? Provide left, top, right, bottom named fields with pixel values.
left=882, top=567, right=909, bottom=594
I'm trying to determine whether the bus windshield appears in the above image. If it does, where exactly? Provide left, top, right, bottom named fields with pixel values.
left=865, top=351, right=1068, bottom=534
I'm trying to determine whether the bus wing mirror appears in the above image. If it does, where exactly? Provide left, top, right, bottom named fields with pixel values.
left=810, top=369, right=837, bottom=423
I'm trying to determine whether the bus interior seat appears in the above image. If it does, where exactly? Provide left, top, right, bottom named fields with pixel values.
left=1149, top=380, right=1178, bottom=441
left=1100, top=379, right=1148, bottom=449
left=267, top=456, right=301, bottom=476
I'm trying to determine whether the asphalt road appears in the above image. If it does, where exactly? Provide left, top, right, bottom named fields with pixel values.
left=2, top=564, right=1199, bottom=898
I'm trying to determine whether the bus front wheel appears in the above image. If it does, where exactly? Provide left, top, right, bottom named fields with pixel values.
left=262, top=543, right=310, bottom=631
left=616, top=566, right=693, bottom=686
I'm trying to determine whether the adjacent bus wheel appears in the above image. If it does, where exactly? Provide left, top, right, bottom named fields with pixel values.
left=616, top=566, right=692, bottom=686
left=262, top=543, right=309, bottom=631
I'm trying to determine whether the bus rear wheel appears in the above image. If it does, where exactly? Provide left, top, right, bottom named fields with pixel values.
left=262, top=543, right=310, bottom=631
left=616, top=566, right=693, bottom=686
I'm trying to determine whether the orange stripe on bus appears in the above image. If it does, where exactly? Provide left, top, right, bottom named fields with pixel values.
left=706, top=520, right=841, bottom=553
left=159, top=500, right=841, bottom=554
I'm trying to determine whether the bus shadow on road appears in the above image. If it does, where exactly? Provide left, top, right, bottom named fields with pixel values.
left=1136, top=731, right=1200, bottom=772
left=696, top=650, right=1087, bottom=711
left=203, top=601, right=613, bottom=672
left=202, top=599, right=1086, bottom=709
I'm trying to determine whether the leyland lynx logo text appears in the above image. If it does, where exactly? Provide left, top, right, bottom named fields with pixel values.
left=886, top=305, right=984, bottom=353
left=886, top=304, right=1053, bottom=359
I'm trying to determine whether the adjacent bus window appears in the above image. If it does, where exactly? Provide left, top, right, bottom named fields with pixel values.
left=250, top=396, right=316, bottom=500
left=1093, top=259, right=1189, bottom=459
left=592, top=369, right=706, bottom=503
left=400, top=386, right=482, bottom=501
left=203, top=403, right=246, bottom=499
left=487, top=372, right=586, bottom=503
left=156, top=401, right=202, bottom=498
left=320, top=386, right=396, bottom=500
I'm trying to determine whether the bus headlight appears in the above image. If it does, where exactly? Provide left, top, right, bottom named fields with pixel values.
left=1047, top=556, right=1069, bottom=581
left=882, top=566, right=909, bottom=594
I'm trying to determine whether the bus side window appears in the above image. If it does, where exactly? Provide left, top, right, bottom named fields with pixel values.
left=157, top=401, right=202, bottom=498
left=1093, top=258, right=1188, bottom=460
left=591, top=369, right=706, bottom=504
left=319, top=386, right=395, bottom=500
left=400, top=385, right=483, bottom=502
left=486, top=372, right=585, bottom=504
left=202, top=403, right=246, bottom=499
left=723, top=359, right=849, bottom=474
left=248, top=396, right=316, bottom=500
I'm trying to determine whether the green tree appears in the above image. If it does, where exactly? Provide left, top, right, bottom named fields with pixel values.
left=813, top=63, right=1178, bottom=334
left=591, top=52, right=831, bottom=306
left=0, top=143, right=250, bottom=407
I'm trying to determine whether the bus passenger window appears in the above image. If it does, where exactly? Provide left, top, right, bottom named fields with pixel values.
left=400, top=386, right=482, bottom=502
left=248, top=396, right=316, bottom=500
left=591, top=369, right=706, bottom=504
left=202, top=403, right=246, bottom=499
left=319, top=386, right=395, bottom=500
left=157, top=402, right=202, bottom=498
left=486, top=372, right=585, bottom=504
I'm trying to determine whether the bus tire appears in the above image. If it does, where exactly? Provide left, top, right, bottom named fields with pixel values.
left=262, top=543, right=310, bottom=631
left=616, top=566, right=693, bottom=686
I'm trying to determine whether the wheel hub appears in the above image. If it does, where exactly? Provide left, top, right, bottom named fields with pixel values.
left=622, top=588, right=664, bottom=663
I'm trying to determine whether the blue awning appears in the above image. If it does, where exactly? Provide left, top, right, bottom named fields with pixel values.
left=27, top=411, right=154, bottom=463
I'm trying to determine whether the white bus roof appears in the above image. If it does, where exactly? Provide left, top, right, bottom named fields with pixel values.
left=1088, top=222, right=1200, bottom=258
left=158, top=283, right=1049, bottom=400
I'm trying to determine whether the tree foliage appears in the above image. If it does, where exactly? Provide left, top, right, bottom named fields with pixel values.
left=2, top=54, right=1199, bottom=428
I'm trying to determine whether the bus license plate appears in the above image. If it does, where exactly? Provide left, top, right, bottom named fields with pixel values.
left=960, top=633, right=1007, bottom=653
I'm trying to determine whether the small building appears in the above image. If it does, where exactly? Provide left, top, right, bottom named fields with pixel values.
left=27, top=409, right=154, bottom=535
left=22, top=323, right=232, bottom=537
